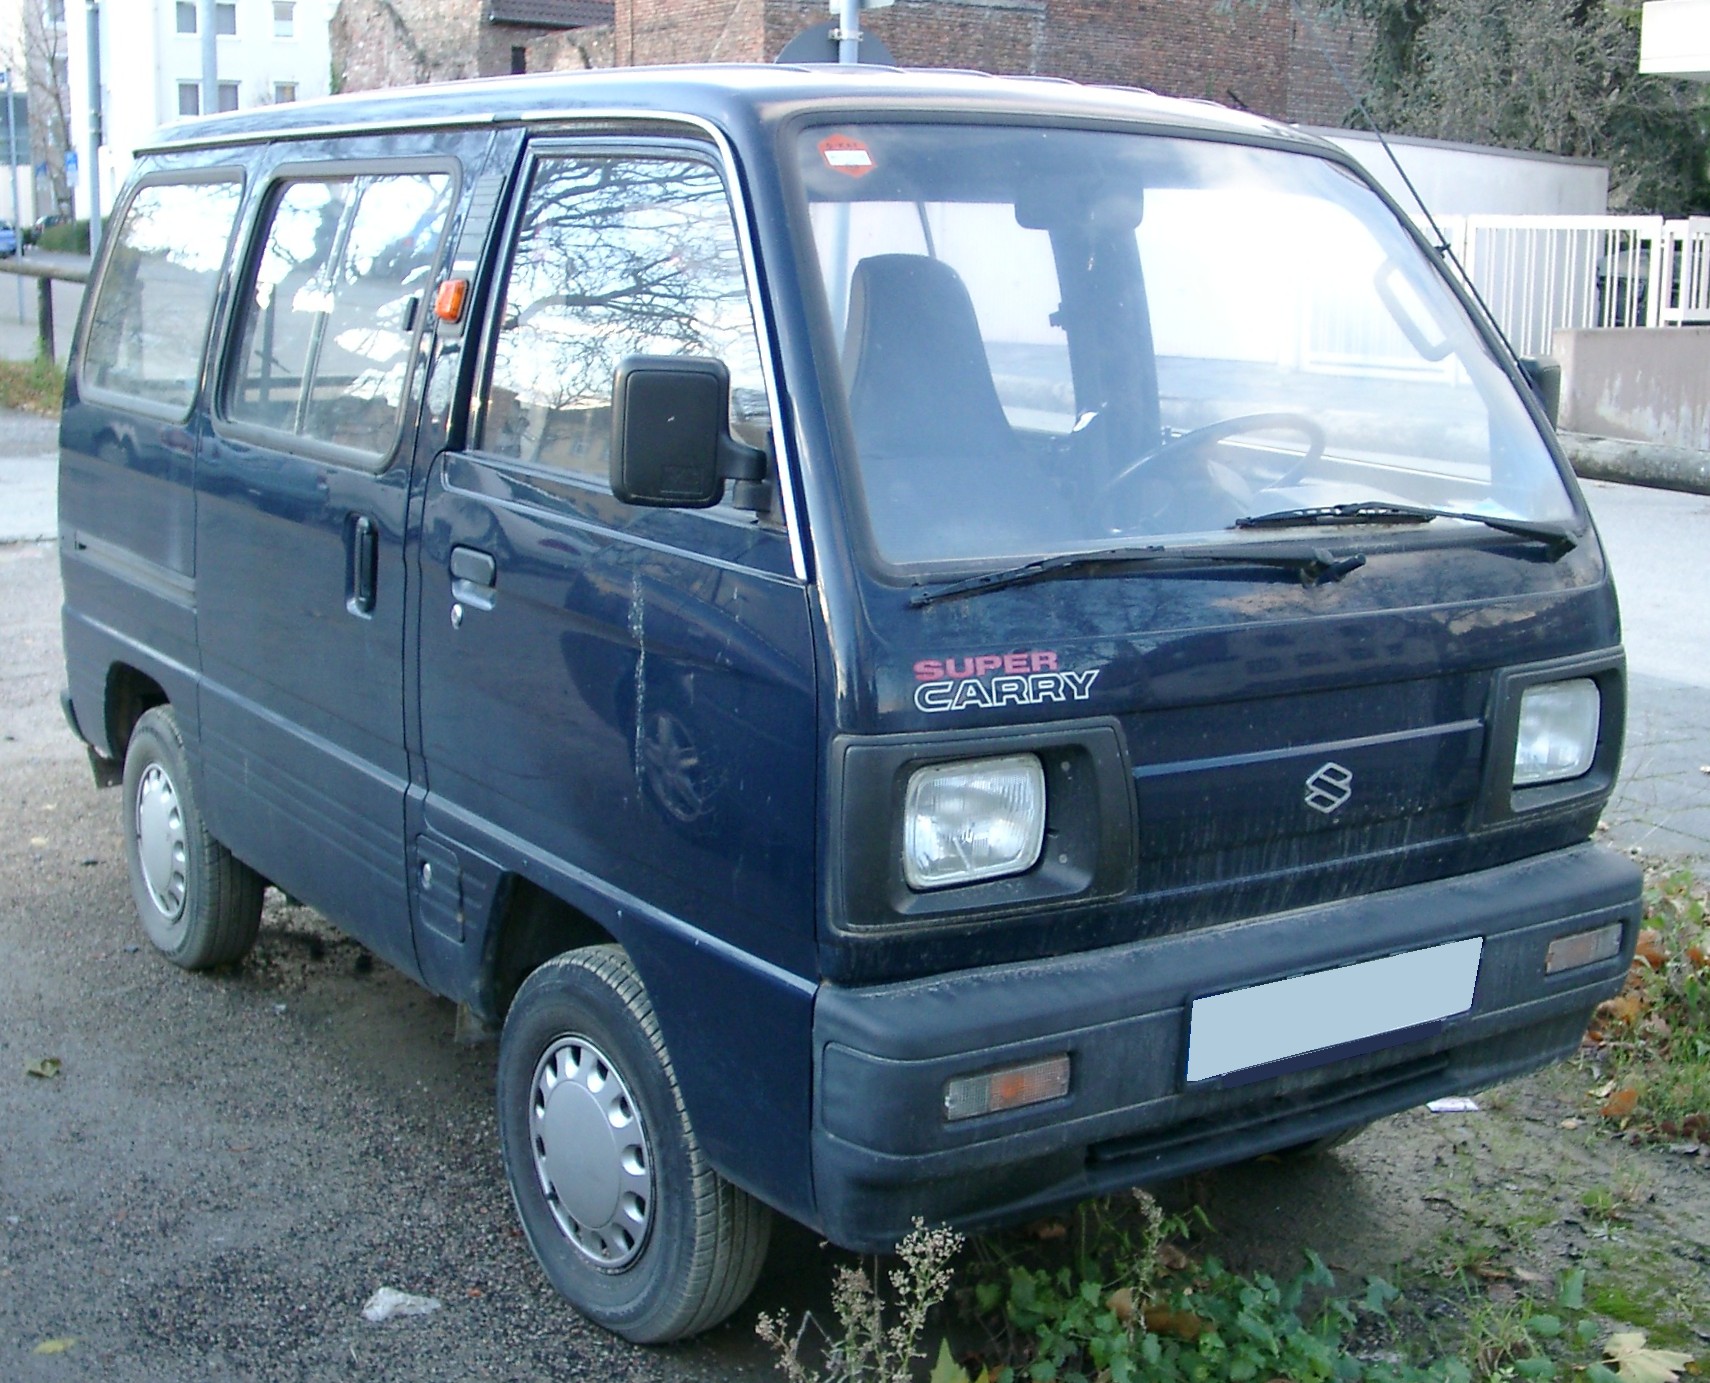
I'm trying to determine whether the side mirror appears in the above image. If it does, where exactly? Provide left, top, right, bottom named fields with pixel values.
left=1518, top=356, right=1561, bottom=428
left=610, top=356, right=766, bottom=509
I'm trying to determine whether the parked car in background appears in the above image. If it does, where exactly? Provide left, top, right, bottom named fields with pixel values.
left=0, top=221, right=17, bottom=257
left=25, top=213, right=68, bottom=246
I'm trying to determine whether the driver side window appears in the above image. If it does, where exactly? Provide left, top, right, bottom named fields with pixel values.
left=482, top=152, right=770, bottom=491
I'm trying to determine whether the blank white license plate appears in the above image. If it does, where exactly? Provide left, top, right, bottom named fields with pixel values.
left=1185, top=938, right=1483, bottom=1084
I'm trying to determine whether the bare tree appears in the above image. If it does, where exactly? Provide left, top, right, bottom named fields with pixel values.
left=12, top=0, right=73, bottom=220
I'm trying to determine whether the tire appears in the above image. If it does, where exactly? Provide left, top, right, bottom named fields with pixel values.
left=121, top=705, right=263, bottom=969
left=498, top=945, right=772, bottom=1343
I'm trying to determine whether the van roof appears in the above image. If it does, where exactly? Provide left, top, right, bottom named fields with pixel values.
left=141, top=63, right=1316, bottom=155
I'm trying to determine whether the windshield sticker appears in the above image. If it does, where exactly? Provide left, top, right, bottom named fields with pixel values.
left=819, top=134, right=876, bottom=177
left=912, top=651, right=1100, bottom=714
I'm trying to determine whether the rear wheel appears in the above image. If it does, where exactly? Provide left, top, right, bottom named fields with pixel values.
left=497, top=945, right=772, bottom=1342
left=121, top=705, right=263, bottom=969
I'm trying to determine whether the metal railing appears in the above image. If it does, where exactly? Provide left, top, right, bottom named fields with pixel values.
left=1437, top=214, right=1710, bottom=358
left=0, top=252, right=90, bottom=360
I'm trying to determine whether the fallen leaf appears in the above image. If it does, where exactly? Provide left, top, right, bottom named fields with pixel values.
left=1598, top=994, right=1647, bottom=1026
left=1025, top=1218, right=1067, bottom=1241
left=1143, top=1305, right=1209, bottom=1340
left=1593, top=1079, right=1618, bottom=1099
left=1602, top=1087, right=1641, bottom=1120
left=1559, top=1117, right=1582, bottom=1130
left=1106, top=1286, right=1135, bottom=1324
left=1687, top=946, right=1708, bottom=971
left=32, top=1338, right=75, bottom=1355
left=1603, top=1330, right=1694, bottom=1383
left=24, top=1058, right=61, bottom=1080
left=1156, top=1243, right=1192, bottom=1272
left=1635, top=930, right=1669, bottom=970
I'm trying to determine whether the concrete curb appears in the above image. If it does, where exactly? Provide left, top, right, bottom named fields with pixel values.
left=1559, top=431, right=1710, bottom=497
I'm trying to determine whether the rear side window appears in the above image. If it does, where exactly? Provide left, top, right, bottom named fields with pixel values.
left=81, top=177, right=242, bottom=414
left=482, top=154, right=768, bottom=483
left=225, top=169, right=455, bottom=465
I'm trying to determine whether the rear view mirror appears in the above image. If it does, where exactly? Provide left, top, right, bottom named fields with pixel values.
left=610, top=356, right=766, bottom=509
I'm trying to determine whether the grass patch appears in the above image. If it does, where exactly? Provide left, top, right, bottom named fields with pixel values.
left=1582, top=868, right=1710, bottom=1142
left=0, top=352, right=66, bottom=415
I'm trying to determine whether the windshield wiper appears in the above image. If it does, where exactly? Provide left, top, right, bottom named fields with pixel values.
left=1234, top=502, right=1576, bottom=558
left=908, top=543, right=1366, bottom=607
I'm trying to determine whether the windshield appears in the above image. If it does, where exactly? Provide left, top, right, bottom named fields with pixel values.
left=793, top=123, right=1575, bottom=568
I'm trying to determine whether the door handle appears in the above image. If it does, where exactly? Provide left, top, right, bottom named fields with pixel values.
left=349, top=515, right=378, bottom=615
left=450, top=545, right=496, bottom=612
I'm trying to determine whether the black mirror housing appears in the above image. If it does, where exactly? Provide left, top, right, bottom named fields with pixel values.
left=610, top=356, right=766, bottom=508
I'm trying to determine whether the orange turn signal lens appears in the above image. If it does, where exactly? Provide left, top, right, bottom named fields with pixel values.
left=943, top=1054, right=1070, bottom=1122
left=433, top=277, right=469, bottom=323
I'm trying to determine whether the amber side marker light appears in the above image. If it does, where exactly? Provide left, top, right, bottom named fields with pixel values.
left=1545, top=922, right=1624, bottom=975
left=944, top=1054, right=1070, bottom=1122
left=434, top=277, right=470, bottom=323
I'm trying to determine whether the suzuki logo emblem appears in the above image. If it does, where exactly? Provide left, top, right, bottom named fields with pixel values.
left=1304, top=761, right=1354, bottom=814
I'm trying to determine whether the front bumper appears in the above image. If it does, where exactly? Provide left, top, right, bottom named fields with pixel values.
left=810, top=843, right=1640, bottom=1251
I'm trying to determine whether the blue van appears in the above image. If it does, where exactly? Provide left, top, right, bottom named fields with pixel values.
left=60, top=66, right=1640, bottom=1342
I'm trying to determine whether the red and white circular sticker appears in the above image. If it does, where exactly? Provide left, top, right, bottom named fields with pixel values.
left=818, top=134, right=876, bottom=178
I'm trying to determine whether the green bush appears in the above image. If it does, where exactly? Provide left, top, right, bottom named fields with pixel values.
left=37, top=220, right=91, bottom=254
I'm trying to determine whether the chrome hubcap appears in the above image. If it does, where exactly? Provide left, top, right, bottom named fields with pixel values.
left=530, top=1036, right=652, bottom=1269
left=135, top=763, right=188, bottom=923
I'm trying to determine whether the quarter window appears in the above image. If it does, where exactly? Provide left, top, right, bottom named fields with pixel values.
left=82, top=178, right=243, bottom=412
left=483, top=154, right=768, bottom=487
left=226, top=171, right=455, bottom=463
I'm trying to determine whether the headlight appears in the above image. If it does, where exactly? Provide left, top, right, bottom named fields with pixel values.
left=903, top=754, right=1046, bottom=890
left=1513, top=679, right=1600, bottom=786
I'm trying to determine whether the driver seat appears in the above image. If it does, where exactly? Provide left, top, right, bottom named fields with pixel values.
left=841, top=253, right=1021, bottom=467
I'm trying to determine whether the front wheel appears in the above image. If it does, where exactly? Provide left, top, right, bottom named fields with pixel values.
left=121, top=705, right=263, bottom=969
left=497, top=946, right=772, bottom=1342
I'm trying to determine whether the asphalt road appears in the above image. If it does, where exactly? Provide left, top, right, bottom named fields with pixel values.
left=2, top=461, right=1706, bottom=1380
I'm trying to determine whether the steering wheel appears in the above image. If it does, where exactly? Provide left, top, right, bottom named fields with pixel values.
left=1102, top=412, right=1327, bottom=496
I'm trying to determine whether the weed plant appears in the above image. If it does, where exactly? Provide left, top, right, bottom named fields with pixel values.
left=1583, top=868, right=1710, bottom=1140
left=0, top=351, right=65, bottom=415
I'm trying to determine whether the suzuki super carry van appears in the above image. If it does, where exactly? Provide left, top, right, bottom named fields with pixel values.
left=59, top=65, right=1641, bottom=1341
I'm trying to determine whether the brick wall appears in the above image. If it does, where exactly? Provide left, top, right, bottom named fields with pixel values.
left=1286, top=4, right=1372, bottom=128
left=330, top=0, right=1373, bottom=127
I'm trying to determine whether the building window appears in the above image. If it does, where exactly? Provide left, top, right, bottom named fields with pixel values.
left=218, top=81, right=239, bottom=112
left=175, top=1, right=195, bottom=34
left=273, top=82, right=297, bottom=104
left=216, top=2, right=236, bottom=35
left=274, top=2, right=294, bottom=37
left=178, top=82, right=200, bottom=117
left=510, top=45, right=527, bottom=75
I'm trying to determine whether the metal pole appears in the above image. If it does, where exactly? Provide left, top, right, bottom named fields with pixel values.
left=201, top=0, right=218, bottom=116
left=86, top=1, right=102, bottom=256
left=837, top=0, right=860, bottom=63
left=4, top=71, right=20, bottom=322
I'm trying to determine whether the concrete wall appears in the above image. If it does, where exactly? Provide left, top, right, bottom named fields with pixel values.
left=1311, top=129, right=1610, bottom=218
left=1556, top=327, right=1710, bottom=450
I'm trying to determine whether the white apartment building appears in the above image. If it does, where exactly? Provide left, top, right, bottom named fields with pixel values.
left=65, top=0, right=331, bottom=219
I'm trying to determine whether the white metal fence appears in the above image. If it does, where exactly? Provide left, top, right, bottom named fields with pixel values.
left=1436, top=214, right=1710, bottom=358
